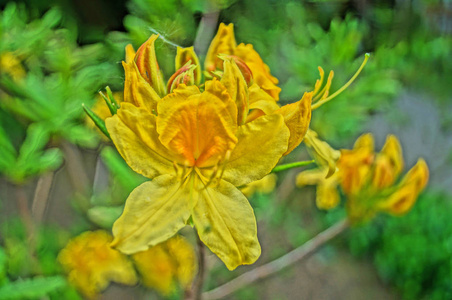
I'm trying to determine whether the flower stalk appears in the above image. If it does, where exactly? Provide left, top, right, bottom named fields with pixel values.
left=271, top=160, right=315, bottom=173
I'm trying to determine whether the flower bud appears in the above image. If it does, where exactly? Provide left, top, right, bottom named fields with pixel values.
left=134, top=35, right=166, bottom=96
left=167, top=63, right=197, bottom=94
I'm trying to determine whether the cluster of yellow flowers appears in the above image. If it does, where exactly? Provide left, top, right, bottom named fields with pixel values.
left=104, top=23, right=312, bottom=271
left=58, top=231, right=196, bottom=298
left=297, top=133, right=429, bottom=222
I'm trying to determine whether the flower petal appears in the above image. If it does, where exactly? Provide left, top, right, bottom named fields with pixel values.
left=157, top=86, right=237, bottom=167
left=223, top=114, right=290, bottom=187
left=123, top=61, right=160, bottom=114
left=234, top=43, right=281, bottom=100
left=175, top=46, right=201, bottom=85
left=111, top=175, right=191, bottom=254
left=303, top=129, right=341, bottom=178
left=135, top=35, right=166, bottom=96
left=106, top=103, right=175, bottom=178
left=274, top=92, right=312, bottom=155
left=220, top=58, right=249, bottom=124
left=205, top=23, right=236, bottom=72
left=192, top=179, right=261, bottom=270
left=316, top=179, right=340, bottom=210
left=381, top=134, right=404, bottom=176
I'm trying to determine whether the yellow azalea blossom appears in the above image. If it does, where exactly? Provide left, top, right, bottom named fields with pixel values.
left=132, top=235, right=197, bottom=295
left=103, top=24, right=317, bottom=271
left=297, top=133, right=429, bottom=222
left=58, top=230, right=137, bottom=299
left=106, top=80, right=290, bottom=270
left=241, top=173, right=278, bottom=198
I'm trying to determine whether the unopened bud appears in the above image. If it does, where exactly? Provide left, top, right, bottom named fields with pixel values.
left=167, top=63, right=197, bottom=94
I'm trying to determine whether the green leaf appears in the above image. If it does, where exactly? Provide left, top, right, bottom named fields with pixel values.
left=0, top=247, right=6, bottom=285
left=82, top=104, right=110, bottom=139
left=0, top=276, right=66, bottom=300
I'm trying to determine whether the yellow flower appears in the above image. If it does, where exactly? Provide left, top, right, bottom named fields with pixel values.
left=132, top=235, right=197, bottom=295
left=58, top=230, right=137, bottom=299
left=105, top=24, right=318, bottom=270
left=297, top=133, right=429, bottom=222
left=296, top=167, right=340, bottom=210
left=241, top=173, right=278, bottom=198
left=106, top=80, right=290, bottom=270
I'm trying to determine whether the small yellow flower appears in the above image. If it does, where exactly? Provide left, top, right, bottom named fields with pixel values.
left=58, top=230, right=137, bottom=299
left=297, top=133, right=429, bottom=222
left=241, top=173, right=278, bottom=198
left=132, top=235, right=197, bottom=295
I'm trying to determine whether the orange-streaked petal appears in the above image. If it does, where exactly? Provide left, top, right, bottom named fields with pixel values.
left=222, top=114, right=290, bottom=187
left=135, top=35, right=166, bottom=97
left=274, top=92, right=312, bottom=155
left=205, top=23, right=236, bottom=72
left=111, top=175, right=191, bottom=254
left=157, top=89, right=237, bottom=167
left=192, top=179, right=260, bottom=270
left=106, top=103, right=175, bottom=178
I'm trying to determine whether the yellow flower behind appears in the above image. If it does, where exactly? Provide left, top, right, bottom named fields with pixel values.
left=297, top=133, right=429, bottom=222
left=58, top=230, right=137, bottom=299
left=0, top=52, right=26, bottom=82
left=241, top=174, right=278, bottom=198
left=132, top=235, right=197, bottom=295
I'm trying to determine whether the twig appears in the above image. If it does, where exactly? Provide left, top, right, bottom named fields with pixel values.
left=60, top=140, right=89, bottom=193
left=15, top=185, right=34, bottom=240
left=202, top=219, right=350, bottom=300
left=31, top=172, right=54, bottom=223
left=186, top=233, right=207, bottom=300
left=193, top=8, right=220, bottom=56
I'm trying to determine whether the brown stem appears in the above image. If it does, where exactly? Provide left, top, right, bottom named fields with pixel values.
left=193, top=8, right=220, bottom=57
left=60, top=140, right=89, bottom=194
left=31, top=172, right=54, bottom=223
left=186, top=233, right=206, bottom=300
left=202, top=219, right=350, bottom=300
left=60, top=140, right=91, bottom=211
left=15, top=186, right=34, bottom=236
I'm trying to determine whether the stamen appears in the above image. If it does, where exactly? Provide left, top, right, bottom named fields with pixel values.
left=312, top=67, right=325, bottom=97
left=313, top=70, right=334, bottom=102
left=311, top=53, right=370, bottom=110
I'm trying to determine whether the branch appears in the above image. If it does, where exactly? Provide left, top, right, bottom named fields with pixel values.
left=186, top=233, right=206, bottom=300
left=202, top=219, right=349, bottom=300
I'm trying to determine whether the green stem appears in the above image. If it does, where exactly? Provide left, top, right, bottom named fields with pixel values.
left=271, top=160, right=315, bottom=173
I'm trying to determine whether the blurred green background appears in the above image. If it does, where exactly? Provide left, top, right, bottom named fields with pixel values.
left=0, top=0, right=451, bottom=299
